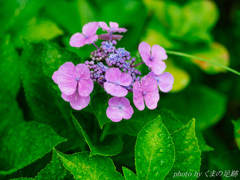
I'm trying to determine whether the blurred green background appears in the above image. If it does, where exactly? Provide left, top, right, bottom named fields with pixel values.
left=0, top=0, right=240, bottom=179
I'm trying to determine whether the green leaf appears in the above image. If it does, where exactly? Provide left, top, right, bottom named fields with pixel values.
left=135, top=116, right=175, bottom=180
left=13, top=18, right=63, bottom=48
left=91, top=93, right=111, bottom=129
left=42, top=0, right=81, bottom=34
left=35, top=149, right=73, bottom=180
left=0, top=100, right=25, bottom=138
left=0, top=0, right=46, bottom=33
left=71, top=113, right=123, bottom=156
left=42, top=41, right=80, bottom=78
left=232, top=119, right=240, bottom=149
left=160, top=85, right=227, bottom=130
left=159, top=108, right=184, bottom=134
left=0, top=121, right=66, bottom=175
left=165, top=119, right=201, bottom=180
left=57, top=151, right=124, bottom=180
left=0, top=35, right=21, bottom=97
left=20, top=41, right=83, bottom=151
left=122, top=167, right=137, bottom=180
left=10, top=178, right=34, bottom=180
left=196, top=130, right=214, bottom=152
left=191, top=42, right=230, bottom=74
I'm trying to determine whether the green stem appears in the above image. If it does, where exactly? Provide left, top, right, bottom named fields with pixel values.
left=166, top=50, right=240, bottom=76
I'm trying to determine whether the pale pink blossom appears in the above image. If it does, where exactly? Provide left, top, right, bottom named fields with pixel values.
left=148, top=71, right=174, bottom=92
left=99, top=22, right=127, bottom=33
left=133, top=75, right=159, bottom=111
left=138, top=42, right=168, bottom=75
left=106, top=97, right=133, bottom=122
left=104, top=68, right=132, bottom=97
left=70, top=22, right=98, bottom=48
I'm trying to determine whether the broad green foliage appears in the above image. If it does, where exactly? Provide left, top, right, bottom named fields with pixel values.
left=0, top=0, right=46, bottom=34
left=43, top=0, right=82, bottom=34
left=42, top=42, right=80, bottom=78
left=165, top=119, right=201, bottom=180
left=159, top=108, right=184, bottom=134
left=232, top=119, right=240, bottom=149
left=35, top=149, right=73, bottom=180
left=196, top=130, right=214, bottom=152
left=13, top=18, right=63, bottom=48
left=11, top=178, right=34, bottom=180
left=192, top=42, right=229, bottom=74
left=20, top=41, right=83, bottom=150
left=0, top=35, right=21, bottom=97
left=122, top=167, right=137, bottom=180
left=135, top=116, right=175, bottom=180
left=146, top=0, right=218, bottom=43
left=57, top=151, right=124, bottom=180
left=0, top=121, right=66, bottom=175
left=20, top=41, right=69, bottom=131
left=91, top=93, right=111, bottom=128
left=160, top=85, right=226, bottom=130
left=71, top=113, right=123, bottom=156
left=0, top=100, right=24, bottom=138
left=159, top=109, right=213, bottom=152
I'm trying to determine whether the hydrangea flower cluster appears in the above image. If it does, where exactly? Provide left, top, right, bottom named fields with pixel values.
left=52, top=21, right=174, bottom=122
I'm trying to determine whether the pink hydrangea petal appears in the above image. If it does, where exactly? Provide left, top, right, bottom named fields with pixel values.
left=144, top=88, right=159, bottom=110
left=108, top=96, right=121, bottom=106
left=70, top=94, right=90, bottom=110
left=98, top=33, right=123, bottom=41
left=133, top=96, right=145, bottom=111
left=151, top=44, right=168, bottom=60
left=151, top=60, right=166, bottom=76
left=109, top=22, right=119, bottom=29
left=114, top=28, right=127, bottom=33
left=76, top=64, right=90, bottom=79
left=104, top=82, right=128, bottom=97
left=84, top=35, right=98, bottom=45
left=78, top=78, right=94, bottom=97
left=105, top=68, right=121, bottom=83
left=52, top=71, right=58, bottom=84
left=133, top=81, right=142, bottom=99
left=82, top=22, right=99, bottom=37
left=147, top=71, right=155, bottom=78
left=140, top=75, right=158, bottom=93
left=106, top=107, right=123, bottom=122
left=122, top=105, right=134, bottom=119
left=61, top=91, right=77, bottom=102
left=69, top=33, right=86, bottom=48
left=119, top=73, right=132, bottom=86
left=138, top=42, right=152, bottom=67
left=58, top=62, right=77, bottom=95
left=158, top=72, right=174, bottom=92
left=98, top=21, right=111, bottom=31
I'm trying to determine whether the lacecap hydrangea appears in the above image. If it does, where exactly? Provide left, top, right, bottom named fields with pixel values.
left=52, top=21, right=174, bottom=122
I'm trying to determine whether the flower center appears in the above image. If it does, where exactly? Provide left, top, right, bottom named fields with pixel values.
left=116, top=82, right=120, bottom=86
left=142, top=91, right=147, bottom=96
left=149, top=56, right=154, bottom=61
left=76, top=77, right=80, bottom=81
left=118, top=105, right=123, bottom=110
left=85, top=35, right=89, bottom=39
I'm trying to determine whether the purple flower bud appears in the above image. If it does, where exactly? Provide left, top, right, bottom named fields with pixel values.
left=132, top=58, right=136, bottom=62
left=85, top=61, right=89, bottom=65
left=112, top=40, right=117, bottom=45
left=98, top=52, right=102, bottom=56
